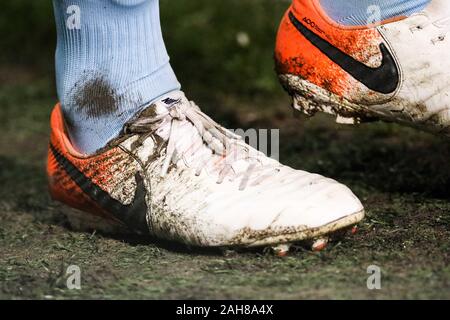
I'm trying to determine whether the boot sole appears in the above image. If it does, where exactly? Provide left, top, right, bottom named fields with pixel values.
left=279, top=73, right=449, bottom=135
left=64, top=206, right=364, bottom=249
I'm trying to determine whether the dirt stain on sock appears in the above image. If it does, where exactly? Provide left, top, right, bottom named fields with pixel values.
left=74, top=75, right=122, bottom=118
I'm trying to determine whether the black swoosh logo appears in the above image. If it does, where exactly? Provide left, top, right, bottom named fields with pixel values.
left=50, top=144, right=149, bottom=234
left=289, top=12, right=399, bottom=94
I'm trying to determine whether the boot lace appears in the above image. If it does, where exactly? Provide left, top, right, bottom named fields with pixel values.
left=124, top=99, right=279, bottom=190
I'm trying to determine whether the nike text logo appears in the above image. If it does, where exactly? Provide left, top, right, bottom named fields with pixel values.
left=289, top=12, right=399, bottom=94
left=50, top=144, right=149, bottom=234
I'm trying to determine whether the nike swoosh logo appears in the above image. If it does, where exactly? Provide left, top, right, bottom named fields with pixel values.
left=50, top=144, right=149, bottom=234
left=288, top=12, right=399, bottom=94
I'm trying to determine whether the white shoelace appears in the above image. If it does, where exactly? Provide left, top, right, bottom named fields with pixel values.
left=125, top=100, right=278, bottom=190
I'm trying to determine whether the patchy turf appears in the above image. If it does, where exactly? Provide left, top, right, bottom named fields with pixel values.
left=1, top=73, right=450, bottom=300
left=1, top=0, right=450, bottom=300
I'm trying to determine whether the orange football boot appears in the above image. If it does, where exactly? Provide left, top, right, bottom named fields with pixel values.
left=275, top=0, right=402, bottom=124
left=275, top=0, right=450, bottom=133
left=46, top=90, right=364, bottom=249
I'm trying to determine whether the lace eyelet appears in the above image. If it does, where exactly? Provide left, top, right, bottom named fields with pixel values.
left=411, top=25, right=423, bottom=33
left=432, top=35, right=446, bottom=44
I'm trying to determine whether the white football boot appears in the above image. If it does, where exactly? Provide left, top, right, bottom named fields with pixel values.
left=275, top=0, right=450, bottom=135
left=48, top=91, right=364, bottom=250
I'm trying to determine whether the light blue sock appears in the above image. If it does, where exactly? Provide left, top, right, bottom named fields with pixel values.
left=53, top=0, right=180, bottom=154
left=319, top=0, right=431, bottom=26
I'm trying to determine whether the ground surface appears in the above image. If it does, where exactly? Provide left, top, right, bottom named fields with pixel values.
left=1, top=0, right=450, bottom=300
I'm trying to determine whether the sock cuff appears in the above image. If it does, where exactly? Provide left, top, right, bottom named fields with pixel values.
left=318, top=0, right=431, bottom=26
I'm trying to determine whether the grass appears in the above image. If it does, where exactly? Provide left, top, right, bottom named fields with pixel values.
left=1, top=0, right=450, bottom=300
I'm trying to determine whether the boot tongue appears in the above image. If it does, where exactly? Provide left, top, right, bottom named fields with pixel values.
left=154, top=90, right=188, bottom=113
left=142, top=90, right=189, bottom=141
left=147, top=91, right=234, bottom=175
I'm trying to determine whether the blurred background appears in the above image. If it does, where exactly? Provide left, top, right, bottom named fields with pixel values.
left=0, top=0, right=289, bottom=98
left=1, top=0, right=449, bottom=299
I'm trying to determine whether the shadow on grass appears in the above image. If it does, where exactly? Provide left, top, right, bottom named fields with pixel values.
left=1, top=120, right=449, bottom=256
